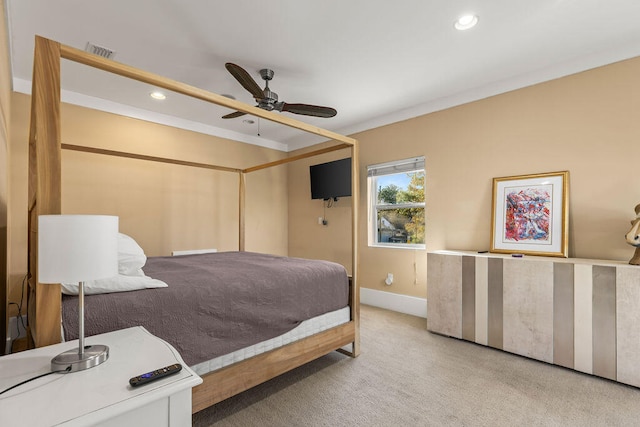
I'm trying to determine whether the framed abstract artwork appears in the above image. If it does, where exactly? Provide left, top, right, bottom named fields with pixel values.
left=491, top=171, right=569, bottom=257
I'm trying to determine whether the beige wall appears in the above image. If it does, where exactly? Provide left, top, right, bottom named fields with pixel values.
left=1, top=0, right=11, bottom=350
left=287, top=144, right=354, bottom=271
left=7, top=42, right=640, bottom=307
left=8, top=93, right=289, bottom=306
left=289, top=55, right=640, bottom=299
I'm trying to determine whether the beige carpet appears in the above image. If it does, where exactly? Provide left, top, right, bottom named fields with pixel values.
left=193, top=305, right=640, bottom=426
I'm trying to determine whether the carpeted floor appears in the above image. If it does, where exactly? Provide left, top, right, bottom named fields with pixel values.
left=193, top=305, right=640, bottom=426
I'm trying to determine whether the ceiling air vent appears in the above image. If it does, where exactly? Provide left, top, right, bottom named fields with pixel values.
left=85, top=42, right=115, bottom=59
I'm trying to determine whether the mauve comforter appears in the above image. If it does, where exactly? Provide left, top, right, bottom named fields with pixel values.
left=62, top=251, right=349, bottom=366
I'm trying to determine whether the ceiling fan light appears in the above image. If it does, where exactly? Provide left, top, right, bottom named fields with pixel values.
left=455, top=14, right=478, bottom=31
left=149, top=91, right=166, bottom=100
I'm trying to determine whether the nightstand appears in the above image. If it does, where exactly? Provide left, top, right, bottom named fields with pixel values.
left=0, top=326, right=202, bottom=426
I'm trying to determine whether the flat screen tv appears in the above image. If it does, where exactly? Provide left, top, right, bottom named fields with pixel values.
left=310, top=158, right=352, bottom=200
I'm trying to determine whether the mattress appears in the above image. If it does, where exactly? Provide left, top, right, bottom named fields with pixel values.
left=192, top=306, right=350, bottom=375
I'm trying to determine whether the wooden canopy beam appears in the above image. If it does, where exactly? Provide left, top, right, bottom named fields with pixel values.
left=61, top=144, right=242, bottom=174
left=58, top=42, right=357, bottom=147
left=243, top=143, right=351, bottom=174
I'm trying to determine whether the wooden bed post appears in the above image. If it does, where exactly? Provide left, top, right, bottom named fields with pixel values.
left=239, top=171, right=246, bottom=251
left=27, top=36, right=63, bottom=347
left=350, top=144, right=360, bottom=357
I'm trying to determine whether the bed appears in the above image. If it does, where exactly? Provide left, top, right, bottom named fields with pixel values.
left=61, top=251, right=351, bottom=374
left=24, top=36, right=360, bottom=413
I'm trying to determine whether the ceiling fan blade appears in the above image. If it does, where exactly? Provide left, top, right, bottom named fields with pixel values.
left=280, top=103, right=337, bottom=118
left=225, top=63, right=264, bottom=100
left=222, top=110, right=247, bottom=119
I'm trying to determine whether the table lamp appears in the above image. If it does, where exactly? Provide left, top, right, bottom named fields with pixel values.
left=38, top=215, right=118, bottom=372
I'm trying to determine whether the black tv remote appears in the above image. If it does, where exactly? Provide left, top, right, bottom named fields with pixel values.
left=129, top=363, right=182, bottom=387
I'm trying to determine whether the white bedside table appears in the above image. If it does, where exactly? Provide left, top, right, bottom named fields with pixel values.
left=0, top=326, right=202, bottom=426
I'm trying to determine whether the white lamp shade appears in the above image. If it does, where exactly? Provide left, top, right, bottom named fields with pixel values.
left=38, top=215, right=119, bottom=283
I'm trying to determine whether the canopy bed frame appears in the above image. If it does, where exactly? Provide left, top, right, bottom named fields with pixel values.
left=26, top=36, right=359, bottom=413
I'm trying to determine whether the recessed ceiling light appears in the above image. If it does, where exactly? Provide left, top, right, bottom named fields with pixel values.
left=454, top=14, right=478, bottom=31
left=149, top=91, right=166, bottom=100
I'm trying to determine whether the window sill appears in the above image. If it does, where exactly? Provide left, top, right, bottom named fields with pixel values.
left=369, top=244, right=426, bottom=250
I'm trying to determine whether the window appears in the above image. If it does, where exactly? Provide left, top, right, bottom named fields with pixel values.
left=368, top=157, right=425, bottom=248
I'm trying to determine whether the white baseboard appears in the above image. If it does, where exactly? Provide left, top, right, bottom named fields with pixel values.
left=171, top=248, right=217, bottom=256
left=360, top=287, right=427, bottom=318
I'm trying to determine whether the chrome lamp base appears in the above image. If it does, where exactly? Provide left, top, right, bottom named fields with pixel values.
left=51, top=344, right=109, bottom=372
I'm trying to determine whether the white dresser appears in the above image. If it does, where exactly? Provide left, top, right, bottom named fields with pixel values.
left=0, top=326, right=202, bottom=426
left=427, top=250, right=640, bottom=388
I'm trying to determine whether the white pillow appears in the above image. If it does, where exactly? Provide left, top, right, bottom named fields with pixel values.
left=118, top=233, right=147, bottom=276
left=62, top=274, right=167, bottom=295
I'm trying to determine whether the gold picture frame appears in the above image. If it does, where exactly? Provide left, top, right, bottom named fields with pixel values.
left=490, top=171, right=569, bottom=257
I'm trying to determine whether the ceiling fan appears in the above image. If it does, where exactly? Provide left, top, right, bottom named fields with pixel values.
left=222, top=63, right=337, bottom=119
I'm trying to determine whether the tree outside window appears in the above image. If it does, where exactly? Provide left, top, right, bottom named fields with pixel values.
left=368, top=157, right=425, bottom=248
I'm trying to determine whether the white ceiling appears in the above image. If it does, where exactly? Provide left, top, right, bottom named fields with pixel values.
left=6, top=1, right=640, bottom=151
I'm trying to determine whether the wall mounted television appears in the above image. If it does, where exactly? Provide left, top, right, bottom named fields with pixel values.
left=310, top=158, right=352, bottom=200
